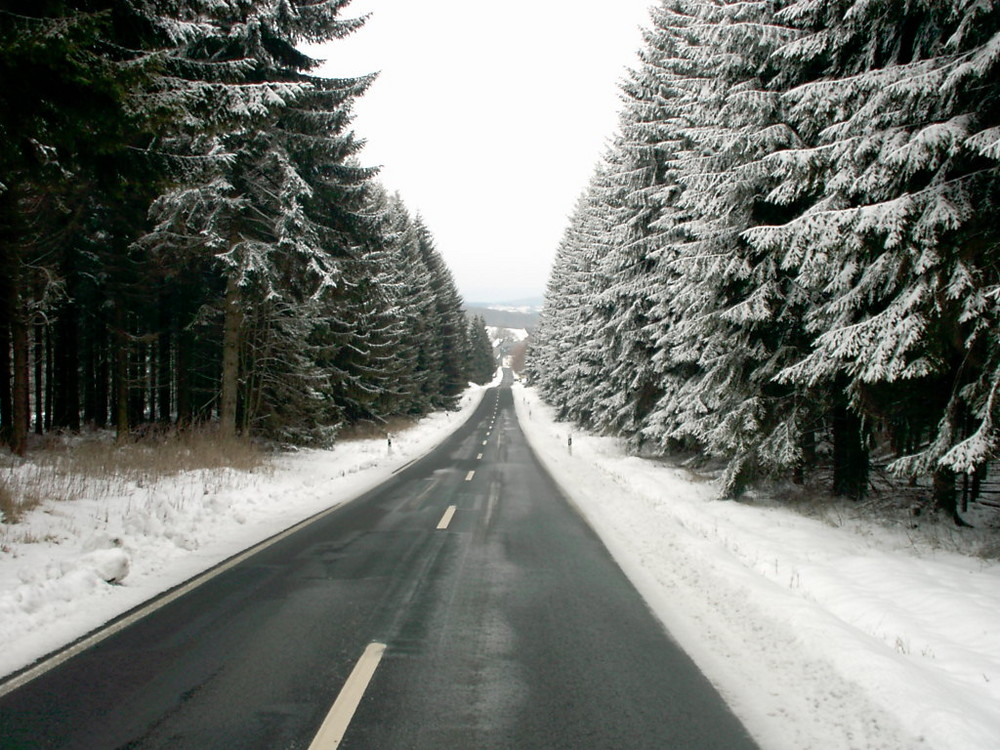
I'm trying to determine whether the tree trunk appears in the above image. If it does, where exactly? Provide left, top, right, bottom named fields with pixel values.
left=175, top=324, right=191, bottom=429
left=128, top=340, right=144, bottom=428
left=0, top=313, right=10, bottom=443
left=52, top=248, right=80, bottom=430
left=794, top=427, right=816, bottom=485
left=45, top=322, right=53, bottom=431
left=33, top=308, right=43, bottom=435
left=220, top=273, right=242, bottom=438
left=52, top=305, right=80, bottom=429
left=158, top=297, right=171, bottom=424
left=10, top=280, right=29, bottom=456
left=82, top=319, right=94, bottom=427
left=92, top=316, right=109, bottom=429
left=147, top=340, right=156, bottom=422
left=933, top=465, right=971, bottom=527
left=969, top=466, right=983, bottom=506
left=114, top=306, right=129, bottom=442
left=832, top=397, right=869, bottom=499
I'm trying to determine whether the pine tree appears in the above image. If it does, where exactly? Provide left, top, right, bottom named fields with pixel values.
left=529, top=183, right=608, bottom=424
left=143, top=0, right=373, bottom=441
left=466, top=315, right=496, bottom=385
left=365, top=190, right=432, bottom=416
left=2, top=0, right=484, bottom=452
left=0, top=1, right=171, bottom=450
left=747, top=0, right=1000, bottom=511
left=414, top=219, right=471, bottom=407
left=585, top=4, right=690, bottom=441
left=616, top=0, right=804, bottom=494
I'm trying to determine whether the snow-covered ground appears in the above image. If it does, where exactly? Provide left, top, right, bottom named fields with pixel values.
left=483, top=304, right=540, bottom=315
left=3, top=374, right=998, bottom=750
left=513, top=383, right=1000, bottom=750
left=0, top=378, right=497, bottom=682
left=486, top=325, right=529, bottom=343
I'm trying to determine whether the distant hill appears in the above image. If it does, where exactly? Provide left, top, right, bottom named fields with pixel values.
left=465, top=297, right=542, bottom=330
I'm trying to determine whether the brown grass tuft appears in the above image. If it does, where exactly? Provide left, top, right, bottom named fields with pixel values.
left=0, top=427, right=268, bottom=524
left=0, top=478, right=26, bottom=524
left=337, top=416, right=419, bottom=443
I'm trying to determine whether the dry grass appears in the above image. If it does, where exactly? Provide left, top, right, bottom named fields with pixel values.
left=336, top=415, right=419, bottom=442
left=65, top=429, right=266, bottom=477
left=0, top=479, right=22, bottom=524
left=0, top=428, right=268, bottom=525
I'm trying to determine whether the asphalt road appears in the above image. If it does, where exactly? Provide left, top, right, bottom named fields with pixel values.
left=0, top=370, right=759, bottom=749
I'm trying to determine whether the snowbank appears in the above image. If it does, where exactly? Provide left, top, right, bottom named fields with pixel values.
left=513, top=383, right=1000, bottom=750
left=0, top=379, right=495, bottom=680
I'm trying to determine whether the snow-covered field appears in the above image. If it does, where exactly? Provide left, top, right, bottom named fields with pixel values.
left=514, top=383, right=1000, bottom=750
left=2, top=374, right=998, bottom=750
left=486, top=325, right=529, bottom=343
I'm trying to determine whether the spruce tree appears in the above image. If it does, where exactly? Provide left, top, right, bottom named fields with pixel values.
left=466, top=315, right=496, bottom=385
left=749, top=0, right=1000, bottom=511
left=143, top=0, right=372, bottom=441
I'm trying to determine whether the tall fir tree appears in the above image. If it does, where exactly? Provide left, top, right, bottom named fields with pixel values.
left=746, top=0, right=1000, bottom=513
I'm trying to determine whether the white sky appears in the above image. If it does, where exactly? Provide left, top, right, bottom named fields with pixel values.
left=306, top=0, right=655, bottom=303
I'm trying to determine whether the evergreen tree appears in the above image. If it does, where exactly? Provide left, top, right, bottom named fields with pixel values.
left=2, top=0, right=481, bottom=453
left=143, top=0, right=372, bottom=442
left=0, top=0, right=173, bottom=451
left=528, top=183, right=608, bottom=424
left=585, top=5, right=693, bottom=441
left=638, top=0, right=808, bottom=495
left=366, top=190, right=433, bottom=416
left=466, top=315, right=496, bottom=385
left=413, top=218, right=470, bottom=408
left=531, top=0, right=999, bottom=519
left=747, top=0, right=1000, bottom=512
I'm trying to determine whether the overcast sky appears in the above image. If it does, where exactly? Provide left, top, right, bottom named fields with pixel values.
left=307, top=0, right=655, bottom=303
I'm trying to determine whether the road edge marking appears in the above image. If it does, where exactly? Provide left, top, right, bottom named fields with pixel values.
left=0, top=502, right=345, bottom=699
left=308, top=642, right=387, bottom=750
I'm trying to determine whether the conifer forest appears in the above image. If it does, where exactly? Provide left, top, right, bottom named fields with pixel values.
left=4, top=0, right=1000, bottom=531
left=0, top=0, right=496, bottom=454
left=528, top=0, right=1000, bottom=523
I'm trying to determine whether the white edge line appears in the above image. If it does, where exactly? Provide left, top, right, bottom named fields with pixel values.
left=0, top=500, right=346, bottom=698
left=390, top=456, right=418, bottom=475
left=437, top=505, right=457, bottom=530
left=308, top=642, right=387, bottom=750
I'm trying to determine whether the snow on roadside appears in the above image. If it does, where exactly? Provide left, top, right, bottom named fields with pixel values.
left=0, top=379, right=496, bottom=681
left=513, top=383, right=1000, bottom=750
